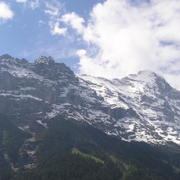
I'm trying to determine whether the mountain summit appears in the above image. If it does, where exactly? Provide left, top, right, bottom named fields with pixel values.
left=35, top=56, right=55, bottom=65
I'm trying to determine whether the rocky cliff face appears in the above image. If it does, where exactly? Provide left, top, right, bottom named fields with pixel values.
left=0, top=54, right=179, bottom=146
left=80, top=71, right=180, bottom=144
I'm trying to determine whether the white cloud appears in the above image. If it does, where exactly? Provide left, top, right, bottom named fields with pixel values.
left=16, top=0, right=27, bottom=3
left=44, top=1, right=61, bottom=16
left=61, top=0, right=180, bottom=89
left=44, top=0, right=66, bottom=36
left=0, top=1, right=14, bottom=20
left=77, top=49, right=87, bottom=57
left=50, top=22, right=67, bottom=35
left=29, top=0, right=39, bottom=9
left=61, top=12, right=85, bottom=34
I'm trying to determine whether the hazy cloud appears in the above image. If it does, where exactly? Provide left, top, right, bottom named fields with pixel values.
left=50, top=22, right=67, bottom=35
left=16, top=0, right=27, bottom=3
left=0, top=1, right=14, bottom=20
left=16, top=0, right=40, bottom=9
left=29, top=0, right=39, bottom=9
left=44, top=0, right=66, bottom=36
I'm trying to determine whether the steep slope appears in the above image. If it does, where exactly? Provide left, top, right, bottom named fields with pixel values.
left=0, top=54, right=103, bottom=124
left=80, top=72, right=180, bottom=145
left=0, top=54, right=179, bottom=147
left=6, top=116, right=180, bottom=180
left=0, top=114, right=31, bottom=180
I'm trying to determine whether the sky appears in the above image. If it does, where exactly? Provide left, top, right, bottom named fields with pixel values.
left=0, top=0, right=180, bottom=89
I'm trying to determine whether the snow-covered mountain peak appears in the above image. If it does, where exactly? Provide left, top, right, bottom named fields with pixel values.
left=127, top=70, right=158, bottom=82
left=35, top=56, right=55, bottom=65
left=0, top=54, right=17, bottom=64
left=80, top=72, right=180, bottom=145
left=116, top=70, right=172, bottom=96
left=80, top=71, right=165, bottom=96
left=123, top=70, right=162, bottom=85
left=81, top=71, right=165, bottom=88
left=0, top=54, right=13, bottom=59
left=0, top=54, right=28, bottom=68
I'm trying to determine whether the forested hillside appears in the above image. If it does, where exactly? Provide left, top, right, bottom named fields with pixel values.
left=0, top=115, right=178, bottom=180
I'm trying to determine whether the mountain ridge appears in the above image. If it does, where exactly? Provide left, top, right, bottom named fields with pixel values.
left=80, top=71, right=180, bottom=145
left=0, top=54, right=180, bottom=146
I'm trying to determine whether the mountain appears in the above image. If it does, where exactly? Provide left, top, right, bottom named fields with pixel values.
left=80, top=71, right=180, bottom=145
left=0, top=54, right=179, bottom=145
left=0, top=54, right=180, bottom=179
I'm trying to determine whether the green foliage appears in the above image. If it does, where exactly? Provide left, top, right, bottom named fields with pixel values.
left=0, top=114, right=29, bottom=162
left=0, top=114, right=30, bottom=180
left=72, top=148, right=105, bottom=164
left=0, top=115, right=179, bottom=180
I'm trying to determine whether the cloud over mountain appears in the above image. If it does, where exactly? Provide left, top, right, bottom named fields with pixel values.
left=60, top=0, right=180, bottom=89
left=2, top=0, right=180, bottom=89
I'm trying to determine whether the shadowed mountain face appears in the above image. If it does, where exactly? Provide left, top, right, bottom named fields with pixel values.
left=1, top=115, right=180, bottom=180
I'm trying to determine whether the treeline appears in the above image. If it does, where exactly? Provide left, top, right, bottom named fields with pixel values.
left=0, top=115, right=180, bottom=180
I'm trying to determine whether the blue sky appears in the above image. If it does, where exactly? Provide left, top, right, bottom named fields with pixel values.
left=0, top=0, right=180, bottom=89
left=0, top=0, right=104, bottom=69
